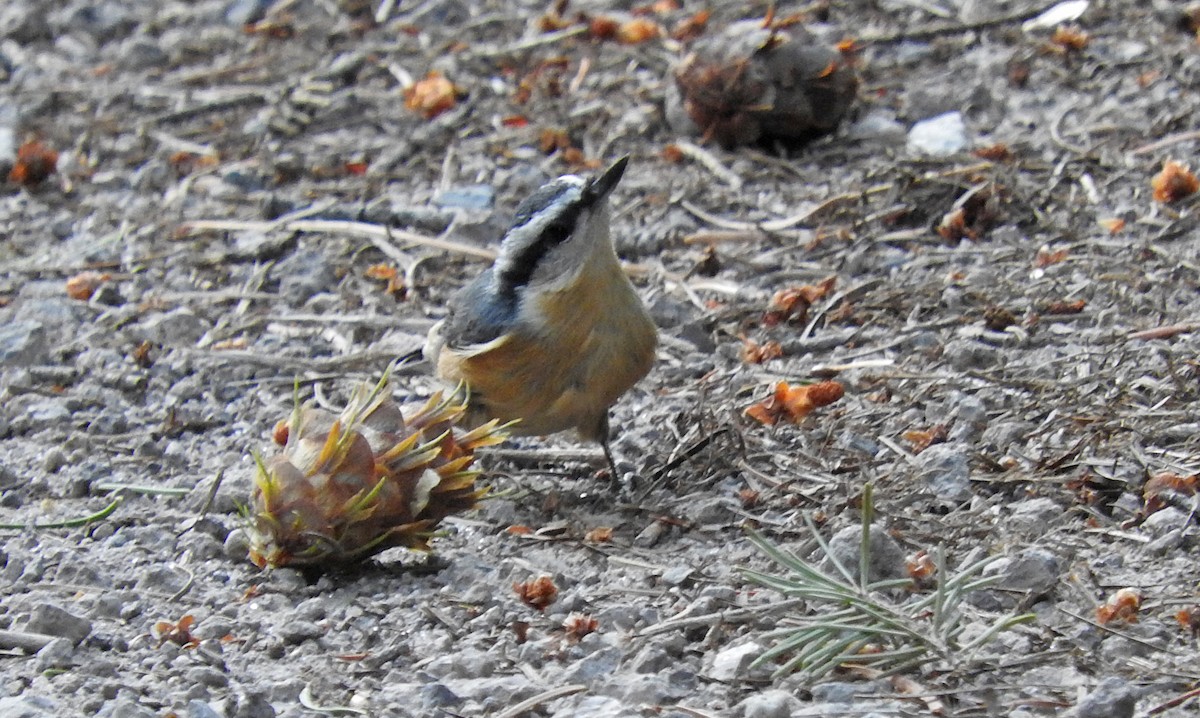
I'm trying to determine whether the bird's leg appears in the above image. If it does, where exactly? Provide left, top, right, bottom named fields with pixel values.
left=598, top=412, right=634, bottom=495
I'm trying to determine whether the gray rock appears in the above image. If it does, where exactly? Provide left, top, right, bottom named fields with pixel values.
left=227, top=690, right=276, bottom=718
left=948, top=394, right=989, bottom=442
left=737, top=689, right=801, bottom=718
left=432, top=184, right=494, bottom=210
left=187, top=701, right=223, bottom=718
left=96, top=699, right=157, bottom=718
left=822, top=523, right=907, bottom=583
left=811, top=680, right=883, bottom=702
left=26, top=603, right=92, bottom=644
left=991, top=547, right=1061, bottom=594
left=1075, top=676, right=1137, bottom=718
left=554, top=696, right=626, bottom=718
left=629, top=645, right=673, bottom=673
left=908, top=112, right=968, bottom=156
left=223, top=528, right=252, bottom=561
left=661, top=565, right=694, bottom=586
left=225, top=0, right=273, bottom=25
left=275, top=620, right=324, bottom=644
left=915, top=444, right=973, bottom=503
left=562, top=645, right=622, bottom=686
left=275, top=250, right=338, bottom=305
left=708, top=641, right=761, bottom=682
left=419, top=683, right=461, bottom=711
left=141, top=308, right=209, bottom=346
left=34, top=637, right=76, bottom=671
left=1008, top=498, right=1062, bottom=535
left=942, top=339, right=999, bottom=371
left=1141, top=507, right=1187, bottom=536
left=845, top=111, right=906, bottom=143
left=0, top=321, right=48, bottom=366
left=0, top=695, right=59, bottom=718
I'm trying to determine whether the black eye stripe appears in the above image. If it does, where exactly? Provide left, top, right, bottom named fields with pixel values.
left=497, top=203, right=584, bottom=292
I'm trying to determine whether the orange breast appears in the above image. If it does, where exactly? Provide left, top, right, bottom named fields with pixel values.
left=436, top=265, right=656, bottom=440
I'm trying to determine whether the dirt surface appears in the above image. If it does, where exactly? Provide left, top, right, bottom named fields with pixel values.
left=2, top=0, right=1200, bottom=716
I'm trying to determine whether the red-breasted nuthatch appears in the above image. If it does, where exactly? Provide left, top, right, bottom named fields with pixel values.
left=424, top=157, right=657, bottom=476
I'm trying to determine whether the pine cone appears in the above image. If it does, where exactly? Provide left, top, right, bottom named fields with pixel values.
left=246, top=375, right=506, bottom=568
left=667, top=20, right=858, bottom=149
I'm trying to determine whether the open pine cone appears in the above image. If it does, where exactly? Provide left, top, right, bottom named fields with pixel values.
left=246, top=374, right=506, bottom=568
left=667, top=19, right=858, bottom=149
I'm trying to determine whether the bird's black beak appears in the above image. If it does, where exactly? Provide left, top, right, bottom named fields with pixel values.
left=583, top=156, right=629, bottom=204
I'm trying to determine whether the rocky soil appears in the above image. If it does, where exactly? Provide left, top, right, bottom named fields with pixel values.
left=2, top=0, right=1200, bottom=717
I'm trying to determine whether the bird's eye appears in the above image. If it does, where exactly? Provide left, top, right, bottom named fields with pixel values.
left=542, top=222, right=571, bottom=245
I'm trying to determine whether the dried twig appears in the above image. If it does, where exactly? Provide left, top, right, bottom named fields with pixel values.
left=493, top=684, right=588, bottom=718
left=672, top=141, right=743, bottom=189
left=179, top=218, right=497, bottom=261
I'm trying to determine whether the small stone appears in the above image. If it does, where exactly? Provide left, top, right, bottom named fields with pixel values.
left=991, top=547, right=1061, bottom=594
left=227, top=690, right=276, bottom=718
left=0, top=695, right=60, bottom=718
left=432, top=185, right=494, bottom=211
left=907, top=112, right=968, bottom=156
left=822, top=524, right=907, bottom=583
left=737, top=689, right=800, bottom=718
left=561, top=646, right=621, bottom=686
left=1008, top=498, right=1062, bottom=535
left=661, top=565, right=693, bottom=587
left=0, top=321, right=48, bottom=366
left=915, top=444, right=972, bottom=503
left=225, top=0, right=274, bottom=26
left=34, top=637, right=75, bottom=671
left=26, top=603, right=92, bottom=644
left=223, top=528, right=251, bottom=561
left=555, top=696, right=626, bottom=718
left=275, top=620, right=324, bottom=644
left=942, top=338, right=999, bottom=371
left=419, top=683, right=461, bottom=711
left=1075, top=676, right=1137, bottom=718
left=708, top=641, right=761, bottom=682
left=629, top=645, right=673, bottom=674
left=140, top=308, right=209, bottom=346
left=186, top=667, right=230, bottom=688
left=1141, top=507, right=1187, bottom=536
left=187, top=701, right=222, bottom=718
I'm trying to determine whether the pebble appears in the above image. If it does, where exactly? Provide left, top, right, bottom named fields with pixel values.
left=942, top=338, right=999, bottom=370
left=907, top=112, right=968, bottom=156
left=991, top=547, right=1061, bottom=594
left=707, top=641, right=761, bottom=682
left=227, top=690, right=276, bottom=718
left=419, top=683, right=461, bottom=711
left=1007, top=498, right=1062, bottom=535
left=0, top=321, right=49, bottom=366
left=1075, top=676, right=1137, bottom=718
left=629, top=645, right=673, bottom=673
left=562, top=645, right=622, bottom=686
left=26, top=603, right=93, bottom=644
left=96, top=699, right=157, bottom=718
left=822, top=523, right=906, bottom=582
left=34, top=637, right=76, bottom=671
left=187, top=701, right=223, bottom=718
left=914, top=444, right=973, bottom=503
left=432, top=185, right=495, bottom=211
left=845, top=111, right=907, bottom=143
left=225, top=0, right=274, bottom=26
left=274, top=249, right=338, bottom=305
left=555, top=696, right=626, bottom=718
left=275, top=620, right=324, bottom=644
left=1141, top=507, right=1187, bottom=536
left=140, top=308, right=209, bottom=346
left=737, top=689, right=800, bottom=718
left=0, top=695, right=60, bottom=717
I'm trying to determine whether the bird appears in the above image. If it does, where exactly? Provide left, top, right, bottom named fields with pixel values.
left=423, top=156, right=658, bottom=480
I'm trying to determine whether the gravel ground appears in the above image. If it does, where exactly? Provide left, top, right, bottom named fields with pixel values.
left=2, top=0, right=1200, bottom=716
